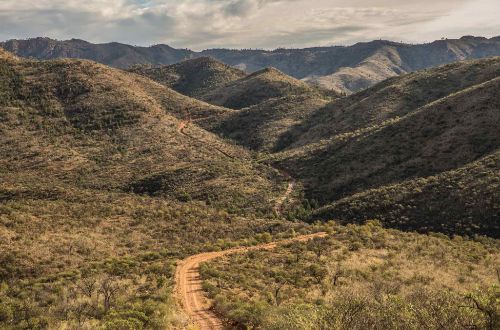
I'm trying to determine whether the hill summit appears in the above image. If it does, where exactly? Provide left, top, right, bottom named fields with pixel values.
left=129, top=57, right=246, bottom=97
left=200, top=66, right=327, bottom=109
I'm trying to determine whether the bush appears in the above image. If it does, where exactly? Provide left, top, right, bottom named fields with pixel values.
left=0, top=303, right=13, bottom=323
left=103, top=318, right=143, bottom=330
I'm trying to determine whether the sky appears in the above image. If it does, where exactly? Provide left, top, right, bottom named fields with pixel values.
left=0, top=0, right=499, bottom=50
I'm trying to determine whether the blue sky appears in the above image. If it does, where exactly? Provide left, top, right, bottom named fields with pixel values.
left=1, top=0, right=499, bottom=50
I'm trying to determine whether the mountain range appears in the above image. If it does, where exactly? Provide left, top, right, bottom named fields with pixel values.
left=2, top=36, right=500, bottom=94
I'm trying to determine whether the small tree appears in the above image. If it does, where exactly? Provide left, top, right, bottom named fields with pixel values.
left=464, top=286, right=499, bottom=330
left=98, top=277, right=120, bottom=312
left=270, top=274, right=289, bottom=306
left=308, top=264, right=327, bottom=284
left=329, top=263, right=345, bottom=287
left=76, top=277, right=97, bottom=298
left=307, top=237, right=329, bottom=260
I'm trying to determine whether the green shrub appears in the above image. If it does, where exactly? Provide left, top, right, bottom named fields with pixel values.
left=0, top=303, right=13, bottom=323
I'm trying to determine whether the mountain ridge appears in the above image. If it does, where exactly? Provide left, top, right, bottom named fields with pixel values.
left=3, top=36, right=500, bottom=94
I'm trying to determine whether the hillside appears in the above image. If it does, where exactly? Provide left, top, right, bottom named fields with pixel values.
left=211, top=94, right=330, bottom=152
left=314, top=152, right=499, bottom=237
left=1, top=43, right=499, bottom=330
left=266, top=58, right=500, bottom=236
left=277, top=57, right=500, bottom=150
left=3, top=36, right=500, bottom=94
left=0, top=49, right=301, bottom=328
left=0, top=48, right=287, bottom=215
left=128, top=57, right=246, bottom=98
left=200, top=67, right=328, bottom=109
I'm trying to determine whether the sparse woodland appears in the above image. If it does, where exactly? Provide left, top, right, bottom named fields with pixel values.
left=0, top=46, right=499, bottom=330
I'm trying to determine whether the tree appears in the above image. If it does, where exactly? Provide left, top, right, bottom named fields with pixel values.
left=288, top=242, right=306, bottom=263
left=307, top=237, right=329, bottom=260
left=270, top=273, right=289, bottom=306
left=98, top=277, right=120, bottom=312
left=329, top=263, right=345, bottom=287
left=464, top=286, right=499, bottom=330
left=308, top=264, right=327, bottom=284
left=76, top=277, right=97, bottom=298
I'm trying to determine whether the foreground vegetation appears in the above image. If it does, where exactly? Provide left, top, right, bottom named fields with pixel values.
left=202, top=221, right=499, bottom=329
left=0, top=184, right=308, bottom=329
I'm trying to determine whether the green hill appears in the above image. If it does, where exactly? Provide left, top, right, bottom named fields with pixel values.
left=200, top=67, right=330, bottom=109
left=0, top=49, right=287, bottom=214
left=314, top=152, right=500, bottom=237
left=211, top=94, right=330, bottom=152
left=277, top=57, right=500, bottom=150
left=129, top=57, right=246, bottom=98
left=267, top=58, right=500, bottom=236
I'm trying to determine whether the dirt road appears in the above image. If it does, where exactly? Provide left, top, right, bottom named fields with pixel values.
left=174, top=232, right=327, bottom=330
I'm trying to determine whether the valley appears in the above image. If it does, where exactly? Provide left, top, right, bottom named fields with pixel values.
left=0, top=40, right=499, bottom=330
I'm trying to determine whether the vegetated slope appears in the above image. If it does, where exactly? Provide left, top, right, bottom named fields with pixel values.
left=211, top=94, right=330, bottom=152
left=0, top=49, right=283, bottom=214
left=5, top=36, right=499, bottom=94
left=269, top=58, right=500, bottom=236
left=128, top=57, right=246, bottom=98
left=314, top=152, right=500, bottom=237
left=201, top=221, right=500, bottom=329
left=276, top=73, right=499, bottom=201
left=0, top=48, right=303, bottom=328
left=200, top=67, right=330, bottom=109
left=277, top=57, right=500, bottom=150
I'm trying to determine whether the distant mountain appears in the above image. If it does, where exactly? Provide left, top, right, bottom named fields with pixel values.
left=2, top=36, right=499, bottom=94
left=128, top=57, right=246, bottom=98
left=0, top=37, right=193, bottom=67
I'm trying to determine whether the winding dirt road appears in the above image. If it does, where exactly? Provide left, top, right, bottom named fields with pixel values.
left=174, top=232, right=327, bottom=330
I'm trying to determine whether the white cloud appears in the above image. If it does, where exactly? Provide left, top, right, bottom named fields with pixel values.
left=0, top=0, right=498, bottom=49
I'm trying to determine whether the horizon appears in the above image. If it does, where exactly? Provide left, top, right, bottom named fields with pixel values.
left=1, top=1, right=499, bottom=51
left=2, top=34, right=499, bottom=52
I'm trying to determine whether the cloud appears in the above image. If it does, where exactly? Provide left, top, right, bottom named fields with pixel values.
left=0, top=0, right=498, bottom=49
